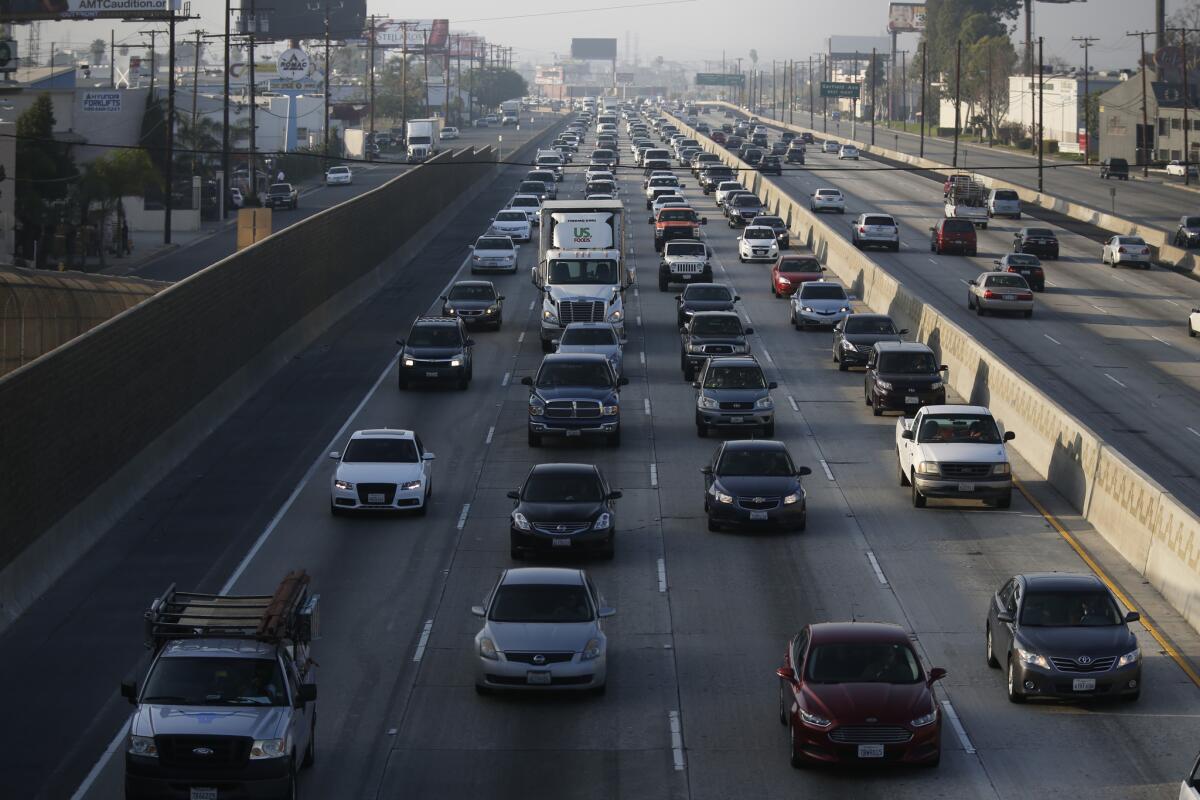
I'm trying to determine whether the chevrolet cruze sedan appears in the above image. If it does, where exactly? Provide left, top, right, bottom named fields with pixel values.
left=329, top=429, right=435, bottom=515
left=702, top=439, right=810, bottom=531
left=473, top=567, right=615, bottom=694
left=777, top=622, right=946, bottom=767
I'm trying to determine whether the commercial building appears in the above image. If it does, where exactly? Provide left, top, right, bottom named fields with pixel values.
left=1098, top=67, right=1198, bottom=166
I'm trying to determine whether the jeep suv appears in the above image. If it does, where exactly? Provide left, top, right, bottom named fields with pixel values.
left=522, top=353, right=628, bottom=447
left=396, top=317, right=475, bottom=390
left=864, top=341, right=948, bottom=416
left=660, top=239, right=714, bottom=290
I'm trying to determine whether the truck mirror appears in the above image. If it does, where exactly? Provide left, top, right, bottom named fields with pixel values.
left=1003, top=431, right=1016, bottom=441
left=618, top=376, right=630, bottom=386
left=900, top=429, right=914, bottom=440
left=120, top=680, right=138, bottom=704
left=798, top=466, right=812, bottom=476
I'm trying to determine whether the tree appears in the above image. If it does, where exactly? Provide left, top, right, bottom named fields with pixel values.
left=373, top=55, right=426, bottom=121
left=964, top=35, right=1017, bottom=139
left=90, top=38, right=106, bottom=69
left=749, top=49, right=759, bottom=68
left=15, top=94, right=77, bottom=266
left=76, top=150, right=160, bottom=267
left=918, top=0, right=1020, bottom=99
left=461, top=67, right=527, bottom=110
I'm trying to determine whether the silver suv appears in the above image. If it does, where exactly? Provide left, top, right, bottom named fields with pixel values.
left=850, top=213, right=900, bottom=251
left=694, top=356, right=777, bottom=438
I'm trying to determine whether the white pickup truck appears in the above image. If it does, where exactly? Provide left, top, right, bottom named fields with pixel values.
left=896, top=404, right=1015, bottom=508
left=944, top=175, right=989, bottom=229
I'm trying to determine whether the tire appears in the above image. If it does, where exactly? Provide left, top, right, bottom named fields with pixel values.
left=458, top=376, right=469, bottom=391
left=981, top=223, right=988, bottom=230
left=282, top=761, right=298, bottom=800
left=416, top=493, right=429, bottom=516
left=1006, top=658, right=1026, bottom=703
left=1024, top=310, right=1033, bottom=319
left=696, top=421, right=707, bottom=438
left=599, top=537, right=615, bottom=560
left=397, top=378, right=407, bottom=391
left=778, top=681, right=790, bottom=725
left=976, top=301, right=985, bottom=316
left=706, top=514, right=719, bottom=532
left=541, top=338, right=554, bottom=353
left=510, top=538, right=525, bottom=560
left=330, top=503, right=345, bottom=517
left=789, top=720, right=807, bottom=769
left=986, top=625, right=1000, bottom=668
left=527, top=431, right=541, bottom=448
left=996, top=490, right=1012, bottom=509
left=872, top=394, right=882, bottom=416
left=911, top=474, right=926, bottom=508
left=659, top=276, right=669, bottom=292
left=302, top=714, right=316, bottom=768
left=738, top=254, right=745, bottom=263
left=892, top=242, right=900, bottom=252
left=969, top=248, right=977, bottom=257
left=1120, top=690, right=1141, bottom=703
left=838, top=356, right=848, bottom=372
left=762, top=422, right=775, bottom=437
left=796, top=510, right=807, bottom=532
left=607, top=430, right=621, bottom=448
left=967, top=295, right=974, bottom=310
left=899, top=457, right=909, bottom=486
left=475, top=683, right=492, bottom=695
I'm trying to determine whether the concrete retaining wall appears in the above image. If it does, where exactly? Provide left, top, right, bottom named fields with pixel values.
left=669, top=110, right=1200, bottom=634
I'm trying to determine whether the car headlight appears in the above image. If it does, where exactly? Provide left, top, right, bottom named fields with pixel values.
left=782, top=492, right=801, bottom=505
left=128, top=735, right=158, bottom=757
left=1117, top=648, right=1140, bottom=668
left=608, top=308, right=623, bottom=323
left=594, top=512, right=612, bottom=530
left=802, top=306, right=814, bottom=312
left=401, top=480, right=422, bottom=491
left=709, top=485, right=734, bottom=504
left=753, top=396, right=773, bottom=410
left=911, top=707, right=938, bottom=728
left=484, top=306, right=497, bottom=315
left=479, top=636, right=499, bottom=660
left=471, top=255, right=482, bottom=263
left=777, top=276, right=791, bottom=285
left=529, top=397, right=545, bottom=416
left=582, top=638, right=603, bottom=660
left=404, top=359, right=415, bottom=367
left=915, top=461, right=940, bottom=476
left=698, top=396, right=719, bottom=410
left=249, top=739, right=288, bottom=760
left=992, top=463, right=1011, bottom=476
left=543, top=308, right=559, bottom=323
left=842, top=340, right=858, bottom=352
left=875, top=380, right=893, bottom=391
left=929, top=380, right=943, bottom=390
left=1016, top=646, right=1050, bottom=670
left=799, top=707, right=832, bottom=728
left=687, top=341, right=703, bottom=353
left=602, top=403, right=619, bottom=416
left=450, top=358, right=462, bottom=367
left=839, top=306, right=851, bottom=313
left=334, top=479, right=354, bottom=491
left=512, top=511, right=531, bottom=531
left=446, top=307, right=457, bottom=315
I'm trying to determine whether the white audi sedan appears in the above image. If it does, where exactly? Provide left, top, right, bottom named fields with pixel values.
left=324, top=165, right=352, bottom=185
left=329, top=429, right=435, bottom=516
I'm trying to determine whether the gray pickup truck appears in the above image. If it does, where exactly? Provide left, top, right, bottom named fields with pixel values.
left=679, top=311, right=753, bottom=381
left=122, top=571, right=319, bottom=800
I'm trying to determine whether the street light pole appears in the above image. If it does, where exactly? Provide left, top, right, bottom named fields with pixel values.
left=1127, top=30, right=1152, bottom=176
left=1038, top=36, right=1045, bottom=192
left=919, top=41, right=926, bottom=158
left=165, top=10, right=176, bottom=244
left=870, top=47, right=876, bottom=146
left=953, top=40, right=961, bottom=168
left=1073, top=36, right=1097, bottom=163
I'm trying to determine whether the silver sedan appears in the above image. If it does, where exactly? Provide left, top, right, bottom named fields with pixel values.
left=967, top=271, right=1034, bottom=318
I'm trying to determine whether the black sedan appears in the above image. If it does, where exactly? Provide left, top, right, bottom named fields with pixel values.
left=831, top=313, right=907, bottom=370
left=758, top=155, right=783, bottom=175
left=1013, top=227, right=1059, bottom=260
left=676, top=282, right=740, bottom=327
left=994, top=254, right=1046, bottom=292
left=986, top=573, right=1142, bottom=703
left=508, top=463, right=621, bottom=560
left=441, top=281, right=504, bottom=330
left=702, top=440, right=811, bottom=532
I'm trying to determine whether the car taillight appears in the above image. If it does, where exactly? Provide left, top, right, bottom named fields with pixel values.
left=1118, top=246, right=1128, bottom=253
left=859, top=227, right=867, bottom=233
left=1018, top=292, right=1033, bottom=299
left=983, top=290, right=996, bottom=299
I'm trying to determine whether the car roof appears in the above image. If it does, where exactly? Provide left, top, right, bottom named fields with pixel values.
left=704, top=356, right=760, bottom=369
left=526, top=463, right=601, bottom=478
left=540, top=352, right=611, bottom=364
left=721, top=438, right=789, bottom=453
left=350, top=428, right=415, bottom=440
left=161, top=639, right=278, bottom=659
left=808, top=621, right=911, bottom=645
left=563, top=322, right=617, bottom=331
left=411, top=316, right=461, bottom=327
left=920, top=404, right=991, bottom=414
left=500, top=567, right=586, bottom=587
left=872, top=341, right=932, bottom=353
left=451, top=280, right=496, bottom=289
left=797, top=281, right=843, bottom=290
left=682, top=282, right=731, bottom=292
left=691, top=310, right=741, bottom=319
left=1020, top=573, right=1106, bottom=592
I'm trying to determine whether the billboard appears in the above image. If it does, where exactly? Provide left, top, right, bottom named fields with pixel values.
left=571, top=38, right=617, bottom=60
left=0, top=0, right=179, bottom=20
left=374, top=19, right=450, bottom=50
left=238, top=1, right=366, bottom=40
left=535, top=65, right=564, bottom=86
left=887, top=3, right=926, bottom=33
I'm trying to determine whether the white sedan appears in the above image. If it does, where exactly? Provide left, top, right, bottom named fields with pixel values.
left=325, top=165, right=352, bottom=185
left=1101, top=235, right=1152, bottom=269
left=822, top=140, right=840, bottom=154
left=330, top=429, right=435, bottom=516
left=738, top=225, right=780, bottom=262
left=1190, top=308, right=1200, bottom=337
left=810, top=187, right=846, bottom=214
left=507, top=194, right=543, bottom=225
left=838, top=144, right=860, bottom=160
left=490, top=209, right=533, bottom=242
left=585, top=166, right=615, bottom=183
left=1165, top=160, right=1198, bottom=177
left=439, top=126, right=460, bottom=140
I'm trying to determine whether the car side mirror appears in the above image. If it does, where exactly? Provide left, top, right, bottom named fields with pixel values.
left=468, top=244, right=475, bottom=250
left=550, top=339, right=560, bottom=348
left=927, top=667, right=947, bottom=686
left=422, top=452, right=435, bottom=461
left=707, top=247, right=714, bottom=256
left=471, top=605, right=487, bottom=618
left=700, top=466, right=713, bottom=475
left=120, top=680, right=138, bottom=704
left=520, top=376, right=533, bottom=386
left=440, top=295, right=447, bottom=301
left=775, top=666, right=796, bottom=683
left=968, top=280, right=976, bottom=286
left=506, top=489, right=521, bottom=500
left=939, top=365, right=948, bottom=372
left=901, top=430, right=914, bottom=440
left=992, top=259, right=1000, bottom=266
left=928, top=226, right=935, bottom=232
left=297, top=683, right=318, bottom=704
left=328, top=451, right=340, bottom=460
left=395, top=338, right=405, bottom=347
left=1003, top=431, right=1016, bottom=442
left=598, top=607, right=617, bottom=618
left=734, top=295, right=741, bottom=302
left=744, top=327, right=754, bottom=335
left=607, top=490, right=623, bottom=500
left=798, top=466, right=812, bottom=476
left=768, top=381, right=778, bottom=389
left=465, top=339, right=476, bottom=347
left=1125, top=610, right=1141, bottom=623
left=692, top=380, right=702, bottom=389
left=899, top=328, right=910, bottom=335
left=996, top=610, right=1014, bottom=624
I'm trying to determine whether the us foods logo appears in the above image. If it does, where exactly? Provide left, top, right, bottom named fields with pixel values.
left=573, top=226, right=592, bottom=243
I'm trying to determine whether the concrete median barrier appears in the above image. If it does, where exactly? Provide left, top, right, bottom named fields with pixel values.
left=671, top=110, right=1200, bottom=636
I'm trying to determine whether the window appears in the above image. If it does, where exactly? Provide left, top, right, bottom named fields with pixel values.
left=1173, top=117, right=1182, bottom=130
left=343, top=437, right=419, bottom=463
left=1159, top=118, right=1170, bottom=137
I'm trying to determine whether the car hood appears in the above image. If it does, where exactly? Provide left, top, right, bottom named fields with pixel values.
left=794, top=298, right=849, bottom=311
left=404, top=345, right=462, bottom=359
left=444, top=299, right=496, bottom=312
left=877, top=370, right=940, bottom=384
left=132, top=704, right=289, bottom=741
left=844, top=333, right=902, bottom=348
left=917, top=442, right=1006, bottom=462
left=557, top=344, right=621, bottom=361
left=492, top=220, right=528, bottom=228
left=1182, top=226, right=1200, bottom=235
left=336, top=462, right=423, bottom=484
left=688, top=334, right=748, bottom=346
left=702, top=387, right=769, bottom=403
left=487, top=620, right=599, bottom=653
left=681, top=300, right=735, bottom=314
left=532, top=385, right=617, bottom=402
left=777, top=270, right=824, bottom=283
left=803, top=682, right=930, bottom=724
left=516, top=500, right=606, bottom=523
left=474, top=249, right=516, bottom=259
left=715, top=475, right=799, bottom=496
left=1016, top=625, right=1135, bottom=657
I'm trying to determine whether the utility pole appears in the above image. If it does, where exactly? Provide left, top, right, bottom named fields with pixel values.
left=1174, top=27, right=1197, bottom=186
left=110, top=29, right=115, bottom=87
left=1127, top=30, right=1152, bottom=176
left=919, top=41, right=926, bottom=158
left=1073, top=36, right=1098, bottom=163
left=823, top=53, right=829, bottom=133
left=401, top=23, right=410, bottom=137
left=953, top=39, right=961, bottom=168
left=1038, top=36, right=1045, bottom=192
left=191, top=29, right=202, bottom=175
left=987, top=41, right=993, bottom=146
left=870, top=48, right=876, bottom=145
left=368, top=14, right=377, bottom=136
left=221, top=0, right=230, bottom=218
left=808, top=56, right=814, bottom=127
left=142, top=30, right=159, bottom=96
left=165, top=11, right=176, bottom=244
left=247, top=0, right=258, bottom=205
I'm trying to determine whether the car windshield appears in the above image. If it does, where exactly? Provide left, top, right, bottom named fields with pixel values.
left=756, top=217, right=783, bottom=227
left=805, top=643, right=922, bottom=684
left=878, top=351, right=937, bottom=374
left=778, top=257, right=821, bottom=274
left=732, top=196, right=760, bottom=207
left=548, top=260, right=618, bottom=284
left=863, top=216, right=895, bottom=226
left=343, top=437, right=419, bottom=463
left=943, top=220, right=974, bottom=232
left=845, top=317, right=898, bottom=335
left=668, top=242, right=706, bottom=257
left=528, top=172, right=554, bottom=183
left=536, top=361, right=613, bottom=387
left=685, top=286, right=733, bottom=302
left=448, top=284, right=496, bottom=301
left=719, top=183, right=742, bottom=191
left=660, top=209, right=697, bottom=221
left=489, top=584, right=593, bottom=623
left=1117, top=237, right=1145, bottom=245
left=495, top=212, right=526, bottom=222
left=407, top=326, right=462, bottom=348
left=1185, top=217, right=1200, bottom=227
left=704, top=365, right=766, bottom=389
left=328, top=167, right=349, bottom=175
left=519, top=182, right=545, bottom=193
left=995, top=190, right=1018, bottom=200
left=522, top=472, right=604, bottom=503
left=561, top=327, right=617, bottom=346
left=717, top=447, right=795, bottom=476
left=1006, top=254, right=1040, bottom=267
left=141, top=657, right=288, bottom=706
left=745, top=228, right=774, bottom=240
left=476, top=238, right=513, bottom=251
left=269, top=184, right=291, bottom=193
left=1019, top=590, right=1124, bottom=626
left=1026, top=228, right=1055, bottom=238
left=650, top=178, right=677, bottom=187
left=692, top=316, right=743, bottom=335
left=915, top=413, right=1002, bottom=444
left=511, top=197, right=539, bottom=208
left=799, top=285, right=847, bottom=301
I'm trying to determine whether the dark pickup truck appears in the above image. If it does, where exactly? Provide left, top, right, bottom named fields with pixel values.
left=266, top=182, right=299, bottom=209
left=1100, top=158, right=1129, bottom=180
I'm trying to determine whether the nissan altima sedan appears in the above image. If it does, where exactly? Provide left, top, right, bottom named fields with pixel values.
left=473, top=567, right=614, bottom=694
left=777, top=622, right=946, bottom=767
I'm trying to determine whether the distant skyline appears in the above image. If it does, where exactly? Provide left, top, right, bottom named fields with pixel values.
left=13, top=0, right=1179, bottom=74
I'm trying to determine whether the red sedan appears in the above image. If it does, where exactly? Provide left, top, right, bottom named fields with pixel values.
left=771, top=254, right=826, bottom=298
left=776, top=622, right=945, bottom=767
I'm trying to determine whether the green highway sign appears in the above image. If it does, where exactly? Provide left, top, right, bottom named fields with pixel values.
left=820, top=81, right=860, bottom=99
left=695, top=72, right=745, bottom=87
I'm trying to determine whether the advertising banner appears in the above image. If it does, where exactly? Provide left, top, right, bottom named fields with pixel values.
left=237, top=1, right=365, bottom=39
left=571, top=38, right=617, bottom=60
left=375, top=19, right=450, bottom=50
left=81, top=91, right=122, bottom=112
left=887, top=3, right=926, bottom=33
left=0, top=0, right=179, bottom=20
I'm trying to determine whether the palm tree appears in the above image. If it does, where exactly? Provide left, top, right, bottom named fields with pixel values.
left=749, top=49, right=759, bottom=68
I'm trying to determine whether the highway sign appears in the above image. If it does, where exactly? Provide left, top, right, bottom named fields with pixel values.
left=820, top=81, right=860, bottom=99
left=696, top=73, right=745, bottom=87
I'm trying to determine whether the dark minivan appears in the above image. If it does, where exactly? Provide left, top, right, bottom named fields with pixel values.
left=930, top=218, right=978, bottom=256
left=1100, top=157, right=1129, bottom=180
left=864, top=341, right=947, bottom=416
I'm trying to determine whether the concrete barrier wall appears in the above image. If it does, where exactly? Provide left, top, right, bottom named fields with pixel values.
left=668, top=110, right=1200, bottom=633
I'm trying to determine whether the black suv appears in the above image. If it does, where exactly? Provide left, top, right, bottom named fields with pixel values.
left=758, top=155, right=783, bottom=175
left=1013, top=227, right=1059, bottom=260
left=726, top=193, right=765, bottom=227
left=863, top=341, right=947, bottom=416
left=680, top=311, right=753, bottom=380
left=396, top=317, right=475, bottom=390
left=508, top=463, right=621, bottom=559
left=440, top=281, right=504, bottom=330
left=700, top=166, right=735, bottom=192
left=1174, top=215, right=1200, bottom=248
left=676, top=282, right=740, bottom=326
left=522, top=353, right=628, bottom=447
left=1099, top=157, right=1129, bottom=180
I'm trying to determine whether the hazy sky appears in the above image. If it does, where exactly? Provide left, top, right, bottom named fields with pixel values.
left=27, top=0, right=1173, bottom=73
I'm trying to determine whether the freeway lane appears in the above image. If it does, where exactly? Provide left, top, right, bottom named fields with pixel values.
left=695, top=109, right=1200, bottom=516
left=74, top=109, right=1200, bottom=799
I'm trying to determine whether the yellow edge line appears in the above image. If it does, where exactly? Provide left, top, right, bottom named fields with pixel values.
left=1015, top=477, right=1200, bottom=689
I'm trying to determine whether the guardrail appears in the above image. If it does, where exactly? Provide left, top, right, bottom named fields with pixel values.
left=666, top=109, right=1200, bottom=636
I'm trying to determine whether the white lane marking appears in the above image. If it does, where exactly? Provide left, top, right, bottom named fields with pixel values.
left=762, top=348, right=774, bottom=364
left=958, top=278, right=969, bottom=285
left=1104, top=373, right=1127, bottom=388
left=501, top=371, right=511, bottom=387
left=865, top=550, right=888, bottom=585
left=636, top=315, right=643, bottom=327
left=1187, top=427, right=1200, bottom=439
left=456, top=504, right=471, bottom=530
left=941, top=700, right=977, bottom=755
left=644, top=398, right=652, bottom=415
left=650, top=463, right=658, bottom=488
left=1044, top=334, right=1062, bottom=346
left=639, top=351, right=646, bottom=365
left=1151, top=335, right=1172, bottom=347
left=1091, top=305, right=1109, bottom=315
left=486, top=426, right=495, bottom=445
left=928, top=258, right=937, bottom=264
left=669, top=710, right=686, bottom=771
left=1166, top=299, right=1181, bottom=307
left=1045, top=280, right=1058, bottom=287
left=518, top=331, right=525, bottom=344
left=528, top=299, right=536, bottom=311
left=634, top=287, right=640, bottom=298
left=819, top=460, right=835, bottom=481
left=788, top=395, right=799, bottom=412
left=657, top=558, right=668, bottom=593
left=412, top=619, right=434, bottom=662
left=69, top=726, right=127, bottom=800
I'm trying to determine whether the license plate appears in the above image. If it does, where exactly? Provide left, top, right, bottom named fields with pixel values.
left=552, top=538, right=571, bottom=547
left=1003, top=294, right=1016, bottom=301
left=1072, top=678, right=1096, bottom=691
left=905, top=396, right=919, bottom=404
left=367, top=493, right=386, bottom=504
left=565, top=429, right=582, bottom=437
left=957, top=482, right=975, bottom=492
left=191, top=790, right=218, bottom=800
left=749, top=511, right=768, bottom=521
left=425, top=371, right=439, bottom=378
left=730, top=416, right=744, bottom=423
left=526, top=671, right=552, bottom=685
left=858, top=744, right=885, bottom=759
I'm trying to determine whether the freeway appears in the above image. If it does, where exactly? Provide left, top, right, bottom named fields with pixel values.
left=4, top=105, right=1198, bottom=799
left=694, top=108, right=1200, bottom=518
left=749, top=104, right=1200, bottom=240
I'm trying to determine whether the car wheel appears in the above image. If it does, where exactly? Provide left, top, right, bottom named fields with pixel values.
left=415, top=493, right=428, bottom=517
left=762, top=422, right=775, bottom=437
left=976, top=301, right=986, bottom=316
left=599, top=537, right=615, bottom=561
left=967, top=295, right=974, bottom=310
left=892, top=242, right=900, bottom=252
left=899, top=456, right=909, bottom=486
left=837, top=356, right=848, bottom=372
left=986, top=625, right=1000, bottom=668
left=778, top=680, right=789, bottom=725
left=527, top=431, right=541, bottom=448
left=1024, top=310, right=1033, bottom=319
left=789, top=719, right=808, bottom=769
left=696, top=421, right=707, bottom=438
left=911, top=474, right=926, bottom=508
left=475, top=683, right=492, bottom=696
left=283, top=760, right=298, bottom=800
left=738, top=254, right=745, bottom=263
left=796, top=510, right=807, bottom=532
left=458, top=376, right=469, bottom=391
left=607, top=430, right=621, bottom=448
left=995, top=490, right=1012, bottom=509
left=706, top=514, right=719, bottom=532
left=1121, top=689, right=1141, bottom=703
left=302, top=713, right=316, bottom=768
left=1006, top=657, right=1026, bottom=703
left=659, top=276, right=669, bottom=292
left=872, top=394, right=882, bottom=416
left=969, top=248, right=977, bottom=256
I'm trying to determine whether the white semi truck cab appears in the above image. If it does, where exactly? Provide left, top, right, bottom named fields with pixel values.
left=406, top=118, right=442, bottom=163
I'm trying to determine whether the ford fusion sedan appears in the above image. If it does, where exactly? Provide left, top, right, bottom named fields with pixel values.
left=507, top=464, right=621, bottom=559
left=790, top=281, right=853, bottom=329
left=809, top=188, right=845, bottom=214
left=470, top=235, right=519, bottom=273
left=329, top=429, right=435, bottom=515
left=738, top=225, right=781, bottom=262
left=441, top=281, right=504, bottom=329
left=771, top=255, right=825, bottom=298
left=832, top=314, right=907, bottom=370
left=702, top=439, right=810, bottom=531
left=694, top=356, right=777, bottom=437
left=777, top=622, right=945, bottom=767
left=986, top=573, right=1141, bottom=703
left=473, top=567, right=614, bottom=693
left=490, top=209, right=532, bottom=242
